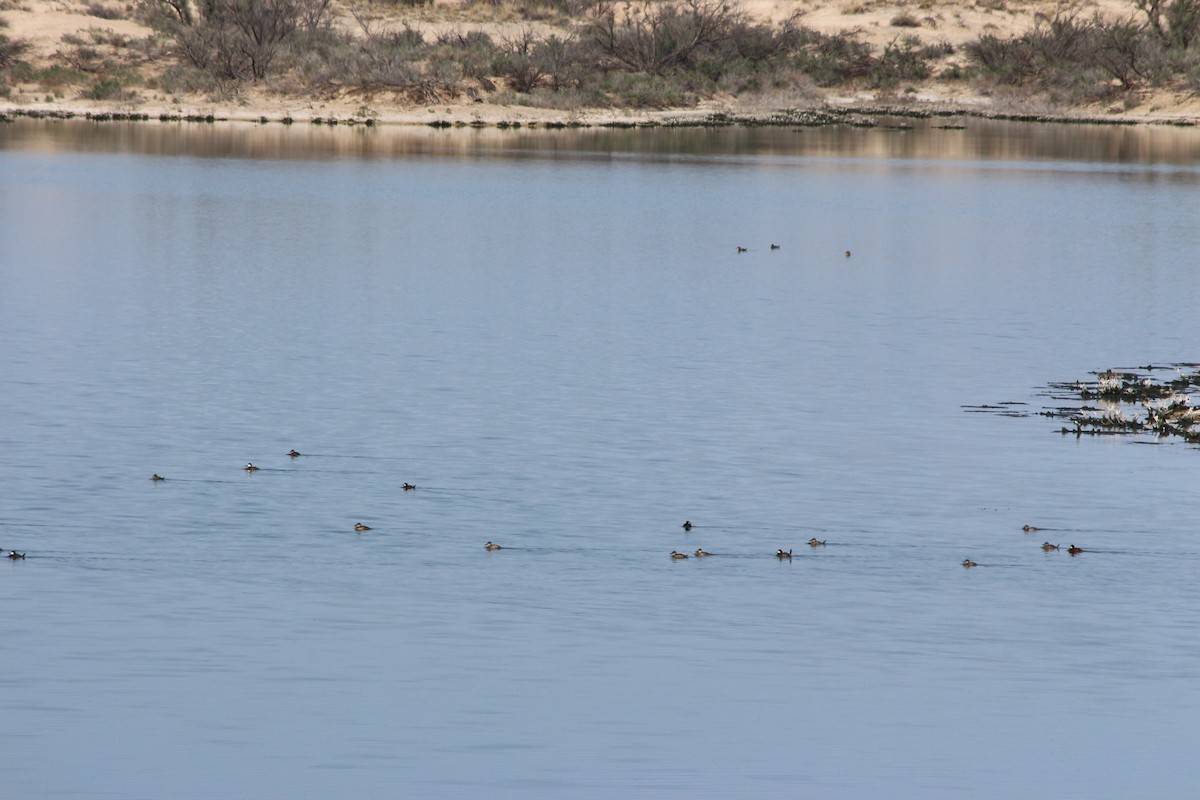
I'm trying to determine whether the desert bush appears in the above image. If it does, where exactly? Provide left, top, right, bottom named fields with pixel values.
left=1093, top=16, right=1156, bottom=87
left=87, top=3, right=126, bottom=19
left=723, top=11, right=805, bottom=62
left=870, top=35, right=932, bottom=86
left=530, top=33, right=588, bottom=90
left=791, top=28, right=873, bottom=85
left=462, top=0, right=597, bottom=19
left=156, top=61, right=220, bottom=93
left=433, top=29, right=501, bottom=88
left=964, top=31, right=1035, bottom=83
left=81, top=75, right=129, bottom=98
left=600, top=69, right=697, bottom=106
left=938, top=61, right=965, bottom=80
left=143, top=0, right=320, bottom=79
left=965, top=11, right=1170, bottom=94
left=492, top=83, right=605, bottom=107
left=1027, top=11, right=1095, bottom=65
left=891, top=11, right=921, bottom=27
left=1136, top=0, right=1200, bottom=49
left=0, top=20, right=30, bottom=77
left=585, top=0, right=746, bottom=74
left=295, top=23, right=470, bottom=100
left=494, top=31, right=589, bottom=91
left=296, top=0, right=333, bottom=32
left=1184, top=55, right=1200, bottom=88
left=33, top=64, right=90, bottom=90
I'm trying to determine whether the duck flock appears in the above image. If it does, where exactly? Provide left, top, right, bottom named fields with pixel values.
left=667, top=521, right=1082, bottom=565
left=2, top=455, right=1088, bottom=566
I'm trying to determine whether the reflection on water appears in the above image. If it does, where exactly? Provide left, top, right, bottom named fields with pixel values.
left=2, top=121, right=1200, bottom=800
left=4, top=116, right=1200, bottom=166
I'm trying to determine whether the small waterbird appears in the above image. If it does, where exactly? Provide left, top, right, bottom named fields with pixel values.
left=808, top=538, right=826, bottom=547
left=245, top=463, right=260, bottom=472
left=151, top=474, right=165, bottom=481
left=671, top=551, right=688, bottom=560
left=485, top=541, right=502, bottom=551
left=682, top=521, right=693, bottom=531
left=288, top=449, right=301, bottom=458
left=1042, top=542, right=1060, bottom=551
left=7, top=551, right=25, bottom=560
left=777, top=549, right=792, bottom=559
left=1023, top=524, right=1040, bottom=532
left=354, top=523, right=371, bottom=532
left=962, top=559, right=978, bottom=568
left=402, top=483, right=416, bottom=491
left=1068, top=545, right=1084, bottom=555
left=694, top=549, right=711, bottom=557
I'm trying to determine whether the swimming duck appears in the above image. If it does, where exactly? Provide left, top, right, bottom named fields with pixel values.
left=1023, top=524, right=1040, bottom=532
left=402, top=483, right=416, bottom=491
left=737, top=246, right=747, bottom=253
left=694, top=549, right=711, bottom=557
left=1041, top=542, right=1060, bottom=551
left=777, top=549, right=792, bottom=559
left=151, top=474, right=165, bottom=481
left=844, top=250, right=852, bottom=258
left=7, top=551, right=25, bottom=560
left=770, top=243, right=780, bottom=250
left=1068, top=545, right=1084, bottom=555
left=245, top=463, right=260, bottom=472
left=671, top=550, right=688, bottom=559
left=682, top=521, right=693, bottom=531
left=354, top=523, right=371, bottom=532
left=287, top=449, right=301, bottom=458
left=485, top=541, right=502, bottom=550
left=962, top=559, right=978, bottom=568
left=808, top=538, right=826, bottom=547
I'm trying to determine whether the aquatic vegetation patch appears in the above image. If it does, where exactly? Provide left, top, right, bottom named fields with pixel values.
left=966, top=363, right=1200, bottom=445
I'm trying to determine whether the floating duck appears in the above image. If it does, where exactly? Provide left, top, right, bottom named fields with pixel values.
left=736, top=246, right=747, bottom=253
left=151, top=474, right=165, bottom=481
left=670, top=550, right=688, bottom=560
left=770, top=243, right=780, bottom=250
left=485, top=541, right=502, bottom=551
left=777, top=549, right=792, bottom=559
left=962, top=559, right=978, bottom=568
left=245, top=463, right=260, bottom=472
left=694, top=549, right=711, bottom=557
left=287, top=449, right=301, bottom=458
left=844, top=250, right=852, bottom=258
left=7, top=551, right=25, bottom=560
left=1068, top=545, right=1084, bottom=555
left=354, top=523, right=371, bottom=532
left=1023, top=524, right=1040, bottom=532
left=402, top=483, right=416, bottom=491
left=1042, top=542, right=1060, bottom=551
left=808, top=538, right=826, bottom=547
left=682, top=521, right=693, bottom=531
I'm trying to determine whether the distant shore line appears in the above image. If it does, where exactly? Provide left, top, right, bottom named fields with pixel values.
left=4, top=102, right=1200, bottom=130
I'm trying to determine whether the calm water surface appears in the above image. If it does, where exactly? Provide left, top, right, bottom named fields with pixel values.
left=2, top=119, right=1199, bottom=799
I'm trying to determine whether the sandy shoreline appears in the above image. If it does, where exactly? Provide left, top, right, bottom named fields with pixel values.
left=4, top=98, right=1199, bottom=129
left=5, top=0, right=1200, bottom=129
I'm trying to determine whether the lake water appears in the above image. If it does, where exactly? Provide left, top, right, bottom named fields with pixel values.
left=2, top=117, right=1200, bottom=799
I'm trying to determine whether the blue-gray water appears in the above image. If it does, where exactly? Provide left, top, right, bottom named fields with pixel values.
left=2, top=119, right=1199, bottom=799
